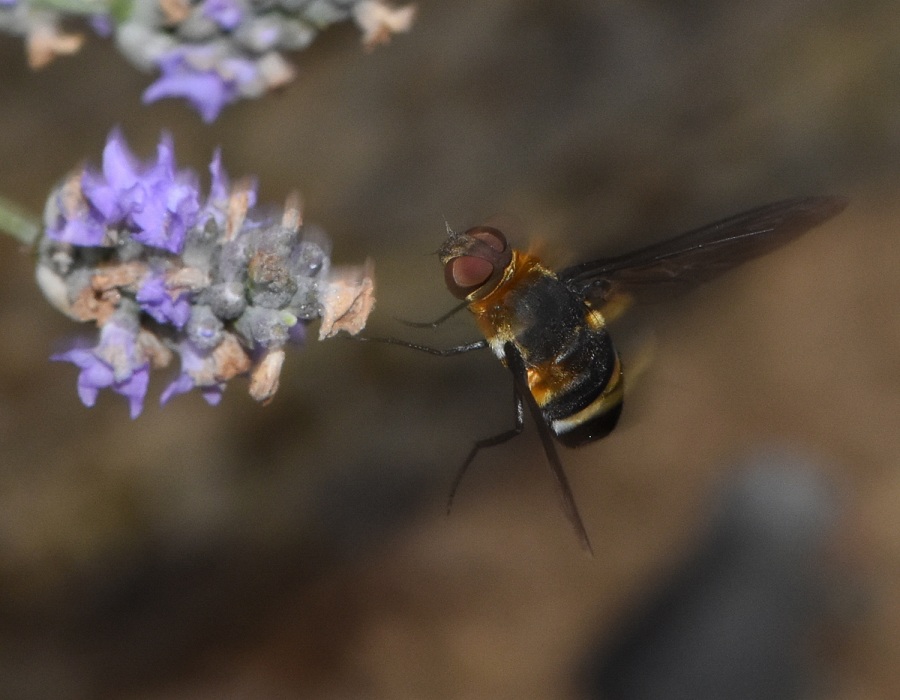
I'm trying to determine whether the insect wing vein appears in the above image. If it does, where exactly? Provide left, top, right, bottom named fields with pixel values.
left=560, top=196, right=847, bottom=303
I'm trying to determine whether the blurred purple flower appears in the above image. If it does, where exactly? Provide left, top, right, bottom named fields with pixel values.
left=48, top=130, right=202, bottom=253
left=52, top=312, right=150, bottom=418
left=3, top=0, right=415, bottom=119
left=143, top=50, right=258, bottom=123
left=203, top=0, right=243, bottom=31
left=136, top=275, right=192, bottom=329
left=49, top=201, right=108, bottom=247
left=82, top=128, right=156, bottom=226
left=128, top=136, right=202, bottom=252
left=89, top=14, right=113, bottom=37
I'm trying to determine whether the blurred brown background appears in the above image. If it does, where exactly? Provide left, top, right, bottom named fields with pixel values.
left=0, top=0, right=899, bottom=697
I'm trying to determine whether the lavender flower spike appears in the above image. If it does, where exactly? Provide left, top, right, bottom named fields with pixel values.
left=38, top=129, right=375, bottom=416
left=127, top=0, right=417, bottom=121
left=2, top=0, right=415, bottom=120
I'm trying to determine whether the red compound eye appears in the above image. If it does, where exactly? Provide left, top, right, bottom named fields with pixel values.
left=440, top=225, right=512, bottom=299
left=470, top=227, right=507, bottom=253
left=445, top=255, right=494, bottom=298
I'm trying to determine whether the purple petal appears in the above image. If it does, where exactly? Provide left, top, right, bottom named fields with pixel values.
left=160, top=372, right=194, bottom=405
left=154, top=133, right=176, bottom=175
left=200, top=385, right=224, bottom=405
left=203, top=0, right=243, bottom=30
left=144, top=70, right=232, bottom=124
left=53, top=130, right=203, bottom=253
left=201, top=150, right=231, bottom=230
left=208, top=149, right=228, bottom=201
left=52, top=346, right=100, bottom=369
left=161, top=341, right=226, bottom=406
left=118, top=135, right=201, bottom=253
left=136, top=276, right=166, bottom=303
left=49, top=211, right=107, bottom=246
left=168, top=299, right=192, bottom=329
left=90, top=13, right=113, bottom=36
left=120, top=366, right=150, bottom=418
left=143, top=51, right=260, bottom=122
left=161, top=371, right=225, bottom=406
left=130, top=206, right=193, bottom=253
left=100, top=128, right=140, bottom=193
left=82, top=169, right=125, bottom=221
left=96, top=318, right=140, bottom=380
left=72, top=356, right=114, bottom=407
left=76, top=382, right=101, bottom=408
left=136, top=276, right=192, bottom=328
left=130, top=202, right=178, bottom=251
left=245, top=22, right=281, bottom=51
left=207, top=149, right=230, bottom=209
left=52, top=332, right=150, bottom=418
left=75, top=359, right=114, bottom=393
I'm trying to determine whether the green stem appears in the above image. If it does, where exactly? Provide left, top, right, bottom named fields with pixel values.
left=0, top=195, right=41, bottom=246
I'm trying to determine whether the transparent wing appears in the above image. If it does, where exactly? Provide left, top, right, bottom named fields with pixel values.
left=559, top=196, right=848, bottom=304
left=503, top=343, right=594, bottom=555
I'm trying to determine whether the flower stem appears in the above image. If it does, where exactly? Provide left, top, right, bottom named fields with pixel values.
left=0, top=195, right=40, bottom=246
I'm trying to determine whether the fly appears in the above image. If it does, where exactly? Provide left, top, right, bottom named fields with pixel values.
left=372, top=196, right=848, bottom=553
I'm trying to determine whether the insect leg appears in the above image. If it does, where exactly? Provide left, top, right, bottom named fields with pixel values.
left=354, top=336, right=488, bottom=356
left=503, top=344, right=594, bottom=556
left=395, top=300, right=470, bottom=328
left=447, top=383, right=526, bottom=514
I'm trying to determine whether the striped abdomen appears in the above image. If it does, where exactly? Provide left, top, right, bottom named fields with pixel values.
left=523, top=306, right=624, bottom=448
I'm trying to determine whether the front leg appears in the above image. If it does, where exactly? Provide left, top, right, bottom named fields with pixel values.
left=395, top=301, right=470, bottom=328
left=354, top=335, right=488, bottom=356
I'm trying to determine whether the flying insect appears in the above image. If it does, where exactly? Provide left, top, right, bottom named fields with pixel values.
left=378, top=197, right=847, bottom=552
